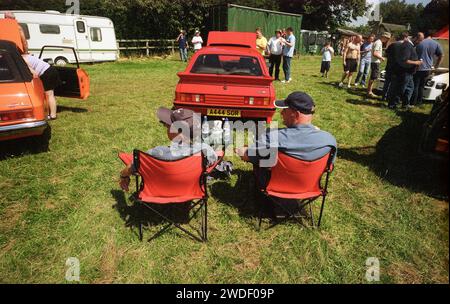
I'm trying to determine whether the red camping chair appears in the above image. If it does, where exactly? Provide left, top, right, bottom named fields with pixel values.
left=118, top=149, right=224, bottom=242
left=257, top=147, right=336, bottom=229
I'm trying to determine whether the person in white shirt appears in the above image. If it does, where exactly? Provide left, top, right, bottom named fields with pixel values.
left=191, top=30, right=203, bottom=52
left=22, top=54, right=61, bottom=120
left=267, top=29, right=284, bottom=80
left=367, top=32, right=391, bottom=98
left=320, top=41, right=334, bottom=78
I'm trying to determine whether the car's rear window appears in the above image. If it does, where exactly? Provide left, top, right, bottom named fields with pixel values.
left=0, top=52, right=15, bottom=81
left=190, top=54, right=263, bottom=76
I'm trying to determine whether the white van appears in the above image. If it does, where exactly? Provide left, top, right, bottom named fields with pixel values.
left=0, top=10, right=119, bottom=65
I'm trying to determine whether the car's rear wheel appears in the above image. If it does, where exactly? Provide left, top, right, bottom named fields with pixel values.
left=32, top=125, right=52, bottom=152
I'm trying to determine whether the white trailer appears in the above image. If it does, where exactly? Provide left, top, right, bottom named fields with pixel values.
left=0, top=10, right=119, bottom=65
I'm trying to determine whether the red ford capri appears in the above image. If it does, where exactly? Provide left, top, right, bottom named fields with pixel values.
left=173, top=31, right=276, bottom=123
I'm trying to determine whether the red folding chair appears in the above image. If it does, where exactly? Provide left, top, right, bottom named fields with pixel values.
left=118, top=149, right=224, bottom=242
left=257, top=147, right=336, bottom=229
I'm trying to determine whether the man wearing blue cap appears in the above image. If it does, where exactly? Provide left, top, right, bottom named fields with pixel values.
left=235, top=91, right=336, bottom=217
left=236, top=91, right=337, bottom=170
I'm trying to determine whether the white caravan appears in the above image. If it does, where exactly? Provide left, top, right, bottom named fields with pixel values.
left=0, top=10, right=119, bottom=65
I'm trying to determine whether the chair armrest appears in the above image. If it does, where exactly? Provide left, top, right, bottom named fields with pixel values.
left=118, top=152, right=133, bottom=166
left=206, top=150, right=225, bottom=174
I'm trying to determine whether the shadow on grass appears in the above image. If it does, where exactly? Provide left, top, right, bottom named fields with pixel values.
left=346, top=98, right=386, bottom=109
left=339, top=110, right=448, bottom=200
left=57, top=105, right=88, bottom=113
left=0, top=126, right=51, bottom=161
left=111, top=189, right=201, bottom=240
left=318, top=81, right=340, bottom=88
left=210, top=169, right=275, bottom=220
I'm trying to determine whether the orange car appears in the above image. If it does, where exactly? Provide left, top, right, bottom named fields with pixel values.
left=0, top=19, right=89, bottom=143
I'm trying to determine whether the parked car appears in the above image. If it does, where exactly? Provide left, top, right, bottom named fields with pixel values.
left=0, top=19, right=90, bottom=144
left=375, top=68, right=449, bottom=102
left=173, top=31, right=276, bottom=122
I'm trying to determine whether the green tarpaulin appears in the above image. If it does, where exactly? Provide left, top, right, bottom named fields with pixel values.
left=209, top=4, right=303, bottom=54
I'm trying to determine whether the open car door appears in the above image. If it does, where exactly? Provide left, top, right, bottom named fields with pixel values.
left=39, top=46, right=90, bottom=100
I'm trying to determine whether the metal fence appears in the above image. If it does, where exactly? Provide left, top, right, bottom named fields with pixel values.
left=117, top=39, right=176, bottom=57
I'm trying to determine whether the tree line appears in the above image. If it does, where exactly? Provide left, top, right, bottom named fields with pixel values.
left=0, top=0, right=447, bottom=39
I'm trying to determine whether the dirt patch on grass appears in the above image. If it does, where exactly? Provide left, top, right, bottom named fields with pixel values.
left=0, top=202, right=28, bottom=232
left=94, top=234, right=123, bottom=283
left=386, top=262, right=422, bottom=283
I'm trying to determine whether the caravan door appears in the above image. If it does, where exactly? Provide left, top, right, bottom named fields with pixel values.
left=74, top=19, right=91, bottom=62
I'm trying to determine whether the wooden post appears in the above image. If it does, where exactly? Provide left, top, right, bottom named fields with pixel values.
left=146, top=40, right=149, bottom=57
left=171, top=40, right=175, bottom=55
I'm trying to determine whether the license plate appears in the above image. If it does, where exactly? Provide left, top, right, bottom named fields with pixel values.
left=207, top=108, right=241, bottom=117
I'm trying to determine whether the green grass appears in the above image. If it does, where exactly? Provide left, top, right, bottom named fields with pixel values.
left=0, top=55, right=448, bottom=283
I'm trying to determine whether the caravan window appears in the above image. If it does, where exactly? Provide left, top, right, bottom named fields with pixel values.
left=19, top=23, right=30, bottom=40
left=39, top=24, right=61, bottom=35
left=90, top=27, right=102, bottom=42
left=76, top=21, right=86, bottom=33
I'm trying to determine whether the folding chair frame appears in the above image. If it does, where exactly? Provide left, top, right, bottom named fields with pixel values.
left=257, top=148, right=336, bottom=230
left=130, top=149, right=210, bottom=242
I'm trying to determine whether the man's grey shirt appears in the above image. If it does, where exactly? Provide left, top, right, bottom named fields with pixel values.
left=147, top=142, right=218, bottom=166
left=130, top=142, right=218, bottom=174
left=247, top=124, right=337, bottom=167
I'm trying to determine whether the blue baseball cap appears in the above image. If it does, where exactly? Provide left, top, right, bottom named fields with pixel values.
left=275, top=91, right=315, bottom=114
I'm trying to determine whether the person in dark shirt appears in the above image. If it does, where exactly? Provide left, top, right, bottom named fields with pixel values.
left=381, top=38, right=402, bottom=101
left=388, top=32, right=422, bottom=109
left=176, top=30, right=189, bottom=62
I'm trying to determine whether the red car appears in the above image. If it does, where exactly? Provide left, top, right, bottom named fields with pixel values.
left=0, top=19, right=89, bottom=144
left=174, top=31, right=276, bottom=122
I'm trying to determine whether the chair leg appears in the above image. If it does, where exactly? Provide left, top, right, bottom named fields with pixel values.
left=148, top=223, right=173, bottom=242
left=203, top=199, right=208, bottom=242
left=137, top=201, right=143, bottom=241
left=309, top=202, right=315, bottom=227
left=257, top=205, right=263, bottom=231
left=317, top=195, right=327, bottom=227
left=139, top=222, right=143, bottom=241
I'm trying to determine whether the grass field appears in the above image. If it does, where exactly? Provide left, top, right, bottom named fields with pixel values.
left=0, top=55, right=448, bottom=283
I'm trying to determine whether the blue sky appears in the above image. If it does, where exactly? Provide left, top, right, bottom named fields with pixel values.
left=350, top=0, right=432, bottom=26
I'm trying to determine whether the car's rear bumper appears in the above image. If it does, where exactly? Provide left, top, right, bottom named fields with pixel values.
left=423, top=86, right=444, bottom=101
left=174, top=102, right=276, bottom=122
left=0, top=120, right=48, bottom=141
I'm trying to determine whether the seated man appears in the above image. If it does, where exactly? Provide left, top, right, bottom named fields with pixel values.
left=235, top=91, right=337, bottom=215
left=119, top=107, right=218, bottom=191
left=236, top=91, right=337, bottom=169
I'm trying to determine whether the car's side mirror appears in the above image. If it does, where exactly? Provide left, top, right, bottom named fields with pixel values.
left=43, top=58, right=54, bottom=65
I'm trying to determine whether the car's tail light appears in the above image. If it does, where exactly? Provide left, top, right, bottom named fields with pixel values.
left=176, top=93, right=204, bottom=103
left=426, top=80, right=435, bottom=87
left=244, top=97, right=270, bottom=106
left=0, top=110, right=34, bottom=122
left=436, top=83, right=446, bottom=90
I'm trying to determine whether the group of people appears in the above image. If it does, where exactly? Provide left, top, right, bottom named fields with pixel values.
left=256, top=27, right=296, bottom=83
left=176, top=30, right=204, bottom=62
left=337, top=32, right=391, bottom=100
left=382, top=31, right=444, bottom=109
left=3, top=11, right=60, bottom=119
left=322, top=30, right=444, bottom=109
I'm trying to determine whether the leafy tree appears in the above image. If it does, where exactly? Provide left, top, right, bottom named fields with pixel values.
left=417, top=0, right=449, bottom=34
left=379, top=0, right=424, bottom=33
left=278, top=0, right=368, bottom=31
